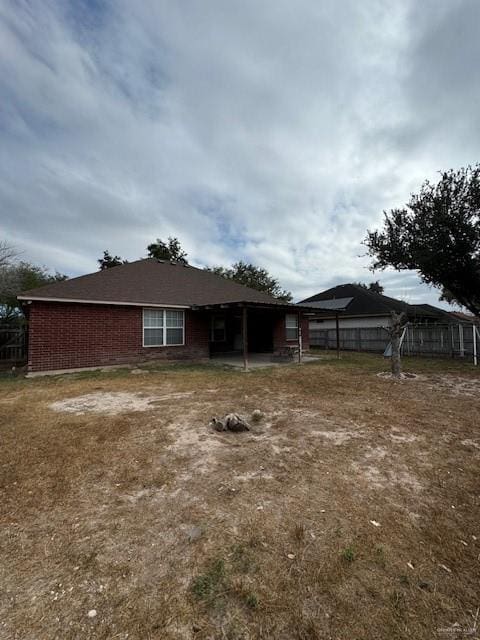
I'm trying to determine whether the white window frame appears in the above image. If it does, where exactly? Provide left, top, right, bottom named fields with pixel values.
left=285, top=313, right=299, bottom=341
left=143, top=308, right=185, bottom=347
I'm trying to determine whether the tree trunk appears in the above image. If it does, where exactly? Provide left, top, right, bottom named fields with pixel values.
left=389, top=312, right=406, bottom=378
left=391, top=332, right=401, bottom=377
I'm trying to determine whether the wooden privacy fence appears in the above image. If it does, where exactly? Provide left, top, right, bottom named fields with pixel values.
left=0, top=323, right=27, bottom=363
left=310, top=323, right=478, bottom=360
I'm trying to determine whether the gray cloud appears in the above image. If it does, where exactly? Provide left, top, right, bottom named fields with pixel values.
left=1, top=0, right=479, bottom=305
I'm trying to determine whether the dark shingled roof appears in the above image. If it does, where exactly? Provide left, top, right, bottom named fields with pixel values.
left=299, top=283, right=447, bottom=320
left=18, top=258, right=293, bottom=308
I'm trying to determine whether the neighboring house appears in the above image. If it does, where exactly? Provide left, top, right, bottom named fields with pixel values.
left=299, top=283, right=455, bottom=330
left=18, top=258, right=310, bottom=374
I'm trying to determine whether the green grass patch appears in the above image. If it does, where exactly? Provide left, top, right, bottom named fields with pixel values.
left=191, top=546, right=262, bottom=614
left=191, top=558, right=226, bottom=605
left=341, top=546, right=355, bottom=563
left=244, top=592, right=259, bottom=609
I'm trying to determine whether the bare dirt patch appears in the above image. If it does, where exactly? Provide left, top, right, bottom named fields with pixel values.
left=426, top=374, right=480, bottom=397
left=377, top=370, right=480, bottom=398
left=389, top=430, right=418, bottom=443
left=377, top=371, right=419, bottom=380
left=1, top=354, right=479, bottom=639
left=461, top=438, right=480, bottom=450
left=310, top=427, right=364, bottom=445
left=48, top=389, right=217, bottom=415
left=50, top=391, right=162, bottom=414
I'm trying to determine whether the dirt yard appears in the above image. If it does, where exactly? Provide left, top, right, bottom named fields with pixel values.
left=1, top=354, right=479, bottom=639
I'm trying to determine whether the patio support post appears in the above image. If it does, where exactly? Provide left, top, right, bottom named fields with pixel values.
left=335, top=312, right=340, bottom=359
left=474, top=324, right=478, bottom=366
left=242, top=305, right=248, bottom=371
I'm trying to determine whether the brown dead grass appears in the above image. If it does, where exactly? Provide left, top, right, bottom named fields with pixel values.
left=0, top=354, right=479, bottom=639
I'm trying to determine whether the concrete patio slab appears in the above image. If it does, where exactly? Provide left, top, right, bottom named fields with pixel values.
left=210, top=352, right=321, bottom=369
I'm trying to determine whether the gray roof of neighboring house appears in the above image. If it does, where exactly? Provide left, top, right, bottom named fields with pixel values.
left=299, top=283, right=448, bottom=320
left=18, top=258, right=297, bottom=308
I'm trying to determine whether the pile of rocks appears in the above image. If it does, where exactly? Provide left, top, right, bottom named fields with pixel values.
left=209, top=410, right=265, bottom=433
left=210, top=413, right=250, bottom=432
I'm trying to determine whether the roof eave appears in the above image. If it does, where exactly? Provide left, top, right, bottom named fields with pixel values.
left=17, top=295, right=190, bottom=309
left=192, top=300, right=310, bottom=311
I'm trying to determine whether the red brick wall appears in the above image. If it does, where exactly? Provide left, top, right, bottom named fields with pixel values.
left=273, top=312, right=310, bottom=351
left=27, top=302, right=210, bottom=372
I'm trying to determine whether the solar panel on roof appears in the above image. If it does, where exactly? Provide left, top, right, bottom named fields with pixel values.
left=299, top=296, right=353, bottom=311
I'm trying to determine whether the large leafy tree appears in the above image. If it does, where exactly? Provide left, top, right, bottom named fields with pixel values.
left=98, top=250, right=127, bottom=270
left=365, top=166, right=480, bottom=317
left=147, top=237, right=188, bottom=264
left=0, top=262, right=67, bottom=319
left=206, top=261, right=292, bottom=302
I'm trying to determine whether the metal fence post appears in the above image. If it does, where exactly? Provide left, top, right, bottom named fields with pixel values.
left=459, top=324, right=465, bottom=357
left=474, top=324, right=478, bottom=366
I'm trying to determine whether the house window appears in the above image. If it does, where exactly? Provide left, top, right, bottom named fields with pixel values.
left=143, top=309, right=185, bottom=346
left=211, top=315, right=226, bottom=342
left=286, top=314, right=299, bottom=341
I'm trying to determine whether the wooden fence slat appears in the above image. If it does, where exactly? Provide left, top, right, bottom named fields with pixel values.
left=0, top=324, right=27, bottom=363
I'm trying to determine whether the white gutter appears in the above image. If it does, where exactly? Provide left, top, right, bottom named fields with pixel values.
left=17, top=295, right=189, bottom=309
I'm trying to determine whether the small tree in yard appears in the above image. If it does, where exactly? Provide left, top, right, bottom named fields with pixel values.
left=388, top=312, right=407, bottom=378
left=365, top=165, right=480, bottom=318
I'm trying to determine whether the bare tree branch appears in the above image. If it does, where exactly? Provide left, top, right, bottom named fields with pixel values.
left=0, top=241, right=17, bottom=268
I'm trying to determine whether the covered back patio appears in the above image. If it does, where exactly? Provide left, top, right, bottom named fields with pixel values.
left=193, top=301, right=311, bottom=371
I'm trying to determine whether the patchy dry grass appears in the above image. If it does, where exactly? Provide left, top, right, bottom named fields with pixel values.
left=0, top=353, right=479, bottom=639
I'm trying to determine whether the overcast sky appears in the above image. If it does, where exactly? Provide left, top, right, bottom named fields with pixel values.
left=1, top=0, right=479, bottom=305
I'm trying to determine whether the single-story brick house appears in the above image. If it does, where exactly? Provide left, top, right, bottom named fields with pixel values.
left=18, top=258, right=311, bottom=374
